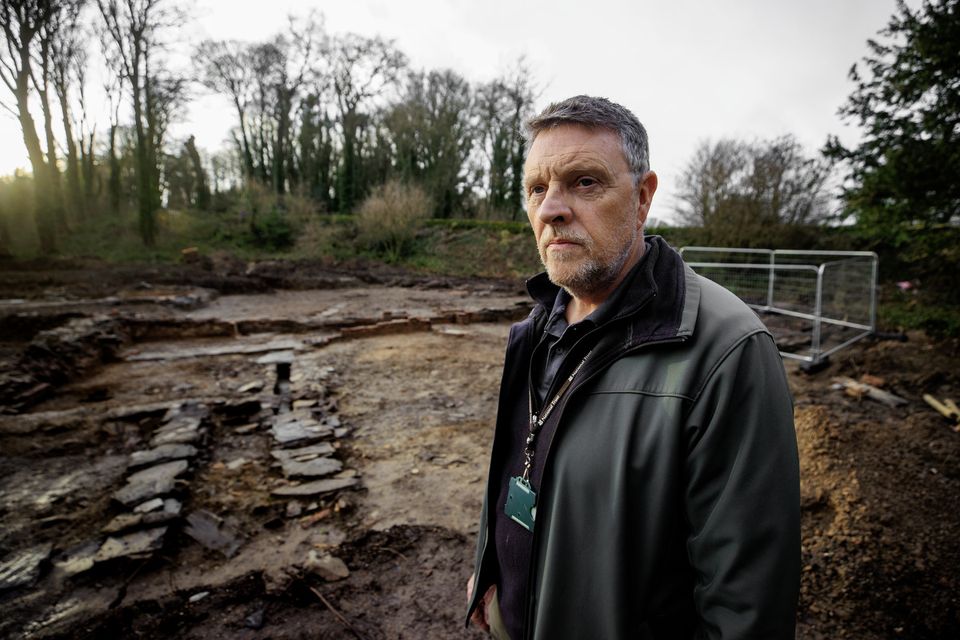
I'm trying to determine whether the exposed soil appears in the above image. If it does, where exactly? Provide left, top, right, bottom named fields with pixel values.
left=1, top=258, right=958, bottom=639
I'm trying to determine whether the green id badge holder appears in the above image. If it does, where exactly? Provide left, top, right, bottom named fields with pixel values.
left=505, top=476, right=537, bottom=532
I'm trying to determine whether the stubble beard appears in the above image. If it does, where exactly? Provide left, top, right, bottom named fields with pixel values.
left=539, top=224, right=637, bottom=300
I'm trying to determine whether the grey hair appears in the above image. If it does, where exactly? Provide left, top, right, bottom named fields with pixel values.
left=523, top=95, right=650, bottom=178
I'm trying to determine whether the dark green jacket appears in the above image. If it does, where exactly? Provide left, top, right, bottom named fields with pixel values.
left=468, top=237, right=800, bottom=639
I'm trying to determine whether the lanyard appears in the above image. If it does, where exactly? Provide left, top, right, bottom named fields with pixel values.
left=521, top=349, right=593, bottom=482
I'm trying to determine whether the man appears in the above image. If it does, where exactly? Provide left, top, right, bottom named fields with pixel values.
left=465, top=96, right=800, bottom=639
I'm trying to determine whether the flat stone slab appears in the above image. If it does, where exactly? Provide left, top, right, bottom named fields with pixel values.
left=95, top=527, right=167, bottom=562
left=270, top=419, right=333, bottom=446
left=184, top=510, right=241, bottom=558
left=151, top=418, right=203, bottom=446
left=0, top=543, right=52, bottom=591
left=279, top=457, right=343, bottom=479
left=103, top=498, right=182, bottom=534
left=134, top=497, right=165, bottom=513
left=237, top=380, right=265, bottom=394
left=128, top=340, right=300, bottom=362
left=271, top=477, right=359, bottom=498
left=256, top=350, right=295, bottom=365
left=101, top=513, right=145, bottom=534
left=270, top=442, right=335, bottom=462
left=113, top=460, right=188, bottom=506
left=130, top=444, right=198, bottom=468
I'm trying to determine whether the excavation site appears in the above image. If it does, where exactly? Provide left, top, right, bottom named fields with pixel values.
left=1, top=258, right=958, bottom=639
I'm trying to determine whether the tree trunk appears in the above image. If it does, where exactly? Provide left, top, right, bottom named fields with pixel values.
left=235, top=98, right=254, bottom=179
left=58, top=89, right=84, bottom=222
left=132, top=70, right=156, bottom=246
left=108, top=124, right=121, bottom=216
left=36, top=52, right=65, bottom=230
left=14, top=65, right=57, bottom=253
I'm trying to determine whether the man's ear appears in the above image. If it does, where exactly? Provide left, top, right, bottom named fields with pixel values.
left=636, top=171, right=658, bottom=229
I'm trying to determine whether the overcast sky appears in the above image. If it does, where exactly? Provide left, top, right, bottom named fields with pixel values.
left=0, top=0, right=914, bottom=223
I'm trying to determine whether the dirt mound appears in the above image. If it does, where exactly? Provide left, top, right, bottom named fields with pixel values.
left=794, top=336, right=960, bottom=639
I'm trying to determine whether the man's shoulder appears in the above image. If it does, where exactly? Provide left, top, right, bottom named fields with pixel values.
left=687, top=268, right=770, bottom=340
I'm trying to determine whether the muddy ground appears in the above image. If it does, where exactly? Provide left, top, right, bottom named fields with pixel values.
left=0, top=258, right=958, bottom=639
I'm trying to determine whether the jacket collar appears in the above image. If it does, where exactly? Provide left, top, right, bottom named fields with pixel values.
left=524, top=236, right=700, bottom=346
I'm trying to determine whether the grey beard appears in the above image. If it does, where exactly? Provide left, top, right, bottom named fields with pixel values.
left=543, top=233, right=636, bottom=300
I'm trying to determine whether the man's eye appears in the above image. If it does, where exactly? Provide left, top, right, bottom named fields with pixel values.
left=530, top=185, right=546, bottom=195
left=577, top=177, right=596, bottom=187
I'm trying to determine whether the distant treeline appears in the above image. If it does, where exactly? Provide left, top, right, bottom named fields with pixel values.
left=0, top=3, right=535, bottom=252
left=0, top=0, right=957, bottom=261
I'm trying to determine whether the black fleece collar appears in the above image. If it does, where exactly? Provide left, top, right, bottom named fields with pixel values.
left=524, top=235, right=688, bottom=345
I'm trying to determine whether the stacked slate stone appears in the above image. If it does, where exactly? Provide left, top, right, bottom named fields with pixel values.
left=266, top=357, right=358, bottom=510
left=97, top=402, right=209, bottom=563
left=269, top=410, right=358, bottom=499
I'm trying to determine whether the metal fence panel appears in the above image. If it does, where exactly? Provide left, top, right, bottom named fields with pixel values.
left=679, top=246, right=878, bottom=365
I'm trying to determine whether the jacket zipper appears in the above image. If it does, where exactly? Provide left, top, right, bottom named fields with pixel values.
left=467, top=312, right=542, bottom=624
left=521, top=332, right=688, bottom=639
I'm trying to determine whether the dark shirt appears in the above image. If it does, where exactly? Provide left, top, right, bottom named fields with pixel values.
left=493, top=242, right=654, bottom=639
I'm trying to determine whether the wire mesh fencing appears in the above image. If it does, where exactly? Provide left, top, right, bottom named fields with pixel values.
left=679, top=247, right=878, bottom=366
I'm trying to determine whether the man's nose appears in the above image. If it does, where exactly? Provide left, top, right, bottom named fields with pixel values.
left=536, top=185, right=572, bottom=225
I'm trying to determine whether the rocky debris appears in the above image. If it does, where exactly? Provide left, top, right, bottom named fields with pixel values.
left=0, top=543, right=52, bottom=591
left=188, top=591, right=210, bottom=603
left=271, top=477, right=360, bottom=498
left=113, top=459, right=189, bottom=506
left=304, top=550, right=350, bottom=581
left=129, top=444, right=198, bottom=468
left=0, top=316, right=127, bottom=412
left=184, top=510, right=241, bottom=558
left=95, top=527, right=168, bottom=562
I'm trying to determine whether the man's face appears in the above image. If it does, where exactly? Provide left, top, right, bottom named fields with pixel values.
left=523, top=124, right=656, bottom=299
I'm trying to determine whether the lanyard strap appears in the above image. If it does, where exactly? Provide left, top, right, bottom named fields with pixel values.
left=522, top=349, right=593, bottom=482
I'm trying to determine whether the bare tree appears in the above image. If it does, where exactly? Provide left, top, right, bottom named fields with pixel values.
left=474, top=59, right=536, bottom=219
left=97, top=0, right=182, bottom=245
left=49, top=0, right=87, bottom=222
left=330, top=32, right=406, bottom=211
left=0, top=0, right=60, bottom=251
left=675, top=136, right=831, bottom=243
left=195, top=38, right=256, bottom=179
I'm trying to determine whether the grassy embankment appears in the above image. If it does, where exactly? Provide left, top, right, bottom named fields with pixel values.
left=4, top=208, right=958, bottom=338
